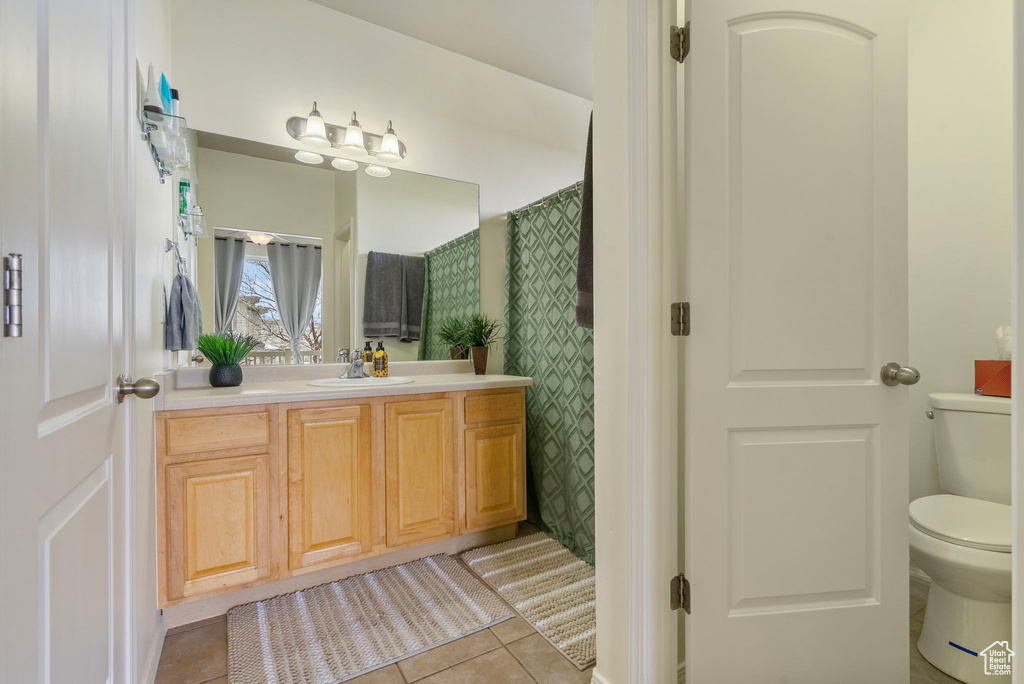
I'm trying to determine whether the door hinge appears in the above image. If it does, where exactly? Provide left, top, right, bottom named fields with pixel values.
left=671, top=573, right=691, bottom=613
left=4, top=253, right=23, bottom=338
left=670, top=22, right=690, bottom=63
left=671, top=301, right=690, bottom=336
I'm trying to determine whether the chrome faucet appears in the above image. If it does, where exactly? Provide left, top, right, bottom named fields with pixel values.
left=343, top=356, right=365, bottom=378
left=336, top=347, right=349, bottom=363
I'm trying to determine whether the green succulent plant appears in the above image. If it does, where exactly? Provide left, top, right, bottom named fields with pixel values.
left=197, top=332, right=258, bottom=366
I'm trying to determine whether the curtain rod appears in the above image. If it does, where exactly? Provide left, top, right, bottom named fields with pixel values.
left=215, top=236, right=321, bottom=249
left=426, top=228, right=479, bottom=256
left=509, top=180, right=584, bottom=217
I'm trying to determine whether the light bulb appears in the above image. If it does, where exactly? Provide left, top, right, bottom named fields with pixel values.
left=341, top=111, right=366, bottom=152
left=301, top=102, right=331, bottom=149
left=365, top=164, right=391, bottom=178
left=247, top=233, right=273, bottom=245
left=294, top=150, right=324, bottom=164
left=377, top=120, right=403, bottom=163
left=331, top=157, right=358, bottom=171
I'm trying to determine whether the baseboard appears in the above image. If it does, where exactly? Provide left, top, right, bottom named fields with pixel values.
left=910, top=565, right=932, bottom=584
left=139, top=621, right=167, bottom=684
left=590, top=669, right=613, bottom=684
left=678, top=660, right=686, bottom=683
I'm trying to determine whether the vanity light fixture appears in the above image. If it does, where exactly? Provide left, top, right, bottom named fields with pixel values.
left=341, top=112, right=366, bottom=153
left=294, top=150, right=324, bottom=164
left=247, top=233, right=273, bottom=245
left=376, top=121, right=402, bottom=164
left=365, top=164, right=391, bottom=178
left=331, top=157, right=358, bottom=171
left=300, top=102, right=331, bottom=149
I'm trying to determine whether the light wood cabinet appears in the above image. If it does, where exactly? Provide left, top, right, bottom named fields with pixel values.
left=465, top=423, right=526, bottom=531
left=156, top=388, right=525, bottom=607
left=287, top=404, right=373, bottom=570
left=165, top=454, right=271, bottom=600
left=385, top=398, right=455, bottom=546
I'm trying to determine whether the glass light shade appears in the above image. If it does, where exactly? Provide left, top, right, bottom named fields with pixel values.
left=365, top=164, right=391, bottom=178
left=247, top=233, right=273, bottom=245
left=341, top=111, right=366, bottom=152
left=294, top=150, right=324, bottom=164
left=331, top=157, right=358, bottom=171
left=377, top=134, right=402, bottom=163
left=302, top=114, right=331, bottom=149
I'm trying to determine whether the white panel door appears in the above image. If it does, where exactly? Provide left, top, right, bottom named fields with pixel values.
left=682, top=0, right=908, bottom=681
left=1, top=0, right=131, bottom=681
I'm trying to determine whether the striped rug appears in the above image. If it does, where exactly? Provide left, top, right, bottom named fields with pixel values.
left=460, top=532, right=596, bottom=669
left=226, top=554, right=512, bottom=684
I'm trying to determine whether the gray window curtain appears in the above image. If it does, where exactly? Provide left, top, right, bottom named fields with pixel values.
left=266, top=242, right=322, bottom=364
left=214, top=237, right=247, bottom=333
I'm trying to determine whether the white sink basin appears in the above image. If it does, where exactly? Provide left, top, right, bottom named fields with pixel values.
left=307, top=376, right=414, bottom=388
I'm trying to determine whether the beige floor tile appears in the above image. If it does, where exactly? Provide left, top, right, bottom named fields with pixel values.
left=507, top=633, right=593, bottom=683
left=517, top=521, right=542, bottom=537
left=398, top=629, right=503, bottom=682
left=417, top=648, right=534, bottom=683
left=349, top=665, right=407, bottom=684
left=491, top=617, right=535, bottom=645
left=155, top=620, right=228, bottom=684
left=910, top=578, right=931, bottom=617
left=202, top=678, right=227, bottom=684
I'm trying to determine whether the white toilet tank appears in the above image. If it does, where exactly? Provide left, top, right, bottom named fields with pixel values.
left=929, top=392, right=1011, bottom=505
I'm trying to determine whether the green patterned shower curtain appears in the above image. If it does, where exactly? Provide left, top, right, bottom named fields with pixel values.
left=417, top=231, right=481, bottom=360
left=505, top=184, right=595, bottom=564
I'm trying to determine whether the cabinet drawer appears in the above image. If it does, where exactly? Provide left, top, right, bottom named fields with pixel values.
left=465, top=391, right=524, bottom=425
left=163, top=409, right=271, bottom=456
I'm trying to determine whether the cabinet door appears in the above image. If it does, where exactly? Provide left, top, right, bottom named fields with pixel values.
left=385, top=399, right=455, bottom=546
left=465, top=423, right=526, bottom=531
left=166, top=455, right=270, bottom=600
left=288, top=405, right=372, bottom=570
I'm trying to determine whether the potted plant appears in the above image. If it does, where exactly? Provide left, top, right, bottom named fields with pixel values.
left=197, top=332, right=257, bottom=387
left=438, top=316, right=470, bottom=360
left=464, top=314, right=502, bottom=375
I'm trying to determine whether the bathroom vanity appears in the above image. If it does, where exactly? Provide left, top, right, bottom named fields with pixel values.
left=154, top=363, right=531, bottom=607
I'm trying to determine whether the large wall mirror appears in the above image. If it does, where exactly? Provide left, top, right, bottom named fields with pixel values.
left=191, top=132, right=481, bottom=366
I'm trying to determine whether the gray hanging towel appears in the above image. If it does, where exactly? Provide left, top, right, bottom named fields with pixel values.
left=575, top=112, right=594, bottom=329
left=363, top=251, right=425, bottom=341
left=400, top=255, right=425, bottom=342
left=165, top=273, right=203, bottom=351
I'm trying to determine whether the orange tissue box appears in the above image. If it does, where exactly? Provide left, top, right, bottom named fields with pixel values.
left=975, top=360, right=1012, bottom=397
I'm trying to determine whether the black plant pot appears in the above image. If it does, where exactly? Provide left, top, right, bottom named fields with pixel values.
left=209, top=364, right=243, bottom=387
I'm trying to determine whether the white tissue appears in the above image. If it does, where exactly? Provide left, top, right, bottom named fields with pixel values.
left=993, top=325, right=1012, bottom=360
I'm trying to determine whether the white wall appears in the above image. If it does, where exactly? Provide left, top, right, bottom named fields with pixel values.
left=169, top=0, right=590, bottom=223
left=353, top=170, right=479, bottom=362
left=132, top=0, right=174, bottom=680
left=908, top=0, right=1013, bottom=502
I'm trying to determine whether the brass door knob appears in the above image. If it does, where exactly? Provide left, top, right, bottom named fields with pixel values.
left=116, top=374, right=161, bottom=403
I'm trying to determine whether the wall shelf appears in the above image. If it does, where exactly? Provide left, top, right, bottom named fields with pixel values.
left=140, top=109, right=190, bottom=183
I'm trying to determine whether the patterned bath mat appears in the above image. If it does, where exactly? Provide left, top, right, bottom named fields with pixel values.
left=227, top=554, right=513, bottom=683
left=461, top=532, right=596, bottom=669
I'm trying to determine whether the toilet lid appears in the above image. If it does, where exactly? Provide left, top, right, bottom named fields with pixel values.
left=910, top=495, right=1012, bottom=553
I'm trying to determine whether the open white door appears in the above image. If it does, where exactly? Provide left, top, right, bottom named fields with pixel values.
left=1, top=0, right=133, bottom=680
left=682, top=0, right=909, bottom=682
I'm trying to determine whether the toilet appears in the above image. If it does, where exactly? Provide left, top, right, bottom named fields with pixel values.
left=909, top=392, right=1012, bottom=683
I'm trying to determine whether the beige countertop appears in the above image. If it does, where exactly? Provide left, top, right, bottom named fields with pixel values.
left=154, top=361, right=532, bottom=410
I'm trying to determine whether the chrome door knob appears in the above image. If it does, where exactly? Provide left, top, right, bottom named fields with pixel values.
left=880, top=363, right=920, bottom=387
left=116, top=374, right=161, bottom=403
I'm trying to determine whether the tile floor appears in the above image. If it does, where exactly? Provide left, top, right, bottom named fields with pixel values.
left=154, top=614, right=593, bottom=684
left=155, top=568, right=951, bottom=683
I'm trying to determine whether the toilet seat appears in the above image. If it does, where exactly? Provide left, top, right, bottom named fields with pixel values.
left=910, top=494, right=1011, bottom=553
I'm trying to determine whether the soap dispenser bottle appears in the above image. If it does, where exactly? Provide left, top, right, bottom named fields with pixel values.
left=373, top=342, right=389, bottom=377
left=361, top=342, right=374, bottom=377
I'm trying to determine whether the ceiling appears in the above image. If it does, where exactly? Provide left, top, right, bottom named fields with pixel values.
left=307, top=0, right=592, bottom=100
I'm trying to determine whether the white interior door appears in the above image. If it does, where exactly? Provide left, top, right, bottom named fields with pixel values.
left=1, top=0, right=131, bottom=680
left=682, top=0, right=909, bottom=681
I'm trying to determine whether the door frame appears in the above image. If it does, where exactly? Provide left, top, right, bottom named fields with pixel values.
left=1013, top=3, right=1023, bottom=681
left=592, top=0, right=680, bottom=681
